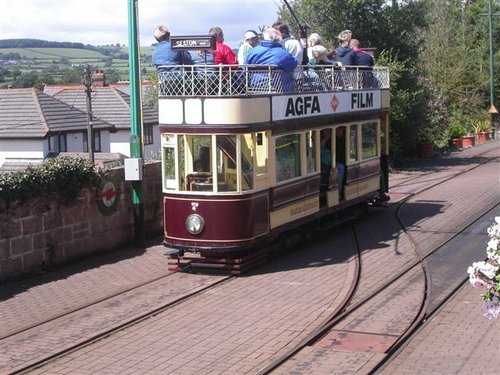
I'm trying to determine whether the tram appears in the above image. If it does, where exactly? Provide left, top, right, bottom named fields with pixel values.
left=158, top=52, right=390, bottom=274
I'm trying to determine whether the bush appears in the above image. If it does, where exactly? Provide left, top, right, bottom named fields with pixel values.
left=448, top=124, right=466, bottom=139
left=0, top=157, right=97, bottom=206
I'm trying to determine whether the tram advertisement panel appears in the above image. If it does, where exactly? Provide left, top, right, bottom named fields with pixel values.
left=272, top=90, right=381, bottom=121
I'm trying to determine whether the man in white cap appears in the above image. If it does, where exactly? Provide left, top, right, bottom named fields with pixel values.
left=237, top=30, right=259, bottom=65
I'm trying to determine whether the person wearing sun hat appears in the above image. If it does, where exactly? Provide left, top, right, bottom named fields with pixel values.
left=335, top=29, right=355, bottom=65
left=237, top=30, right=259, bottom=64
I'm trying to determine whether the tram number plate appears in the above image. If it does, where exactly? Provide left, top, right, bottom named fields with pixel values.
left=171, top=35, right=216, bottom=50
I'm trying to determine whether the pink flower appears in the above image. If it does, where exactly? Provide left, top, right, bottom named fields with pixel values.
left=483, top=298, right=500, bottom=320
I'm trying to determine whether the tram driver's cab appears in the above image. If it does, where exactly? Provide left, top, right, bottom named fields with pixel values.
left=162, top=133, right=258, bottom=194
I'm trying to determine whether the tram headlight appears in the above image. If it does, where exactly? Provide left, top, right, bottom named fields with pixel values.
left=186, top=214, right=205, bottom=235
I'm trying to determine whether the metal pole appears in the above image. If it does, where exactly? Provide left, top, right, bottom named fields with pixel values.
left=488, top=0, right=494, bottom=108
left=83, top=65, right=94, bottom=163
left=486, top=0, right=499, bottom=138
left=127, top=0, right=145, bottom=246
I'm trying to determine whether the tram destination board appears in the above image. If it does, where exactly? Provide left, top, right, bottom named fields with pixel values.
left=170, top=35, right=216, bottom=50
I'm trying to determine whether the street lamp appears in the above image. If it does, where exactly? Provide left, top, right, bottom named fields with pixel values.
left=485, top=0, right=499, bottom=138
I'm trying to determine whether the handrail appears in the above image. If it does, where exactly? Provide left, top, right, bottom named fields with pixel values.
left=157, top=64, right=390, bottom=97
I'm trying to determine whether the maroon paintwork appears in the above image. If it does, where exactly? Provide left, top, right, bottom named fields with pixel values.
left=270, top=174, right=320, bottom=209
left=164, top=191, right=269, bottom=249
left=346, top=158, right=380, bottom=184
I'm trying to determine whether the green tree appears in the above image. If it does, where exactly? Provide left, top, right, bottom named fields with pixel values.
left=279, top=0, right=429, bottom=157
left=62, top=68, right=84, bottom=84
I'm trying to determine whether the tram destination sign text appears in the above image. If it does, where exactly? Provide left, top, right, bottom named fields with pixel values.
left=170, top=35, right=216, bottom=50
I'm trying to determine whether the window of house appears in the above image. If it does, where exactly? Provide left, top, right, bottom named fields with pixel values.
left=83, top=130, right=101, bottom=152
left=58, top=133, right=67, bottom=152
left=275, top=134, right=301, bottom=183
left=144, top=124, right=154, bottom=145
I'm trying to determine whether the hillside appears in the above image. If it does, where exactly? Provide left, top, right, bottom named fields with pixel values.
left=0, top=39, right=154, bottom=89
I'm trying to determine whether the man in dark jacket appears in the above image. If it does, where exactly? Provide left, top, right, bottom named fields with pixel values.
left=245, top=28, right=298, bottom=92
left=335, top=29, right=355, bottom=66
left=350, top=39, right=374, bottom=66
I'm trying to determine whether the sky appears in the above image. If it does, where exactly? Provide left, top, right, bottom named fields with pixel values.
left=0, top=0, right=283, bottom=49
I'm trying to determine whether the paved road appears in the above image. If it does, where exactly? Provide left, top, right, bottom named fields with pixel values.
left=0, top=140, right=499, bottom=375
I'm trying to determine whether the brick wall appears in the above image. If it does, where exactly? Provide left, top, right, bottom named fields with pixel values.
left=0, top=162, right=164, bottom=282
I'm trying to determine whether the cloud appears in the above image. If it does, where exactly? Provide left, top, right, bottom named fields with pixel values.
left=0, top=0, right=282, bottom=48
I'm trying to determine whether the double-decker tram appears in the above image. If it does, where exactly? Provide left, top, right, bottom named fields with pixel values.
left=158, top=59, right=390, bottom=274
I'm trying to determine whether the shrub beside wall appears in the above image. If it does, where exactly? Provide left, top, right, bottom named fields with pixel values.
left=0, top=162, right=163, bottom=282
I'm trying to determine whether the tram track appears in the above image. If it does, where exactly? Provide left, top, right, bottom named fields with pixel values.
left=258, top=155, right=499, bottom=374
left=1, top=270, right=176, bottom=340
left=4, top=274, right=234, bottom=375
left=3, top=149, right=497, bottom=375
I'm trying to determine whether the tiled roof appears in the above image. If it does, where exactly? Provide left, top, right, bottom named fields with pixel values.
left=0, top=88, right=114, bottom=139
left=51, top=86, right=158, bottom=129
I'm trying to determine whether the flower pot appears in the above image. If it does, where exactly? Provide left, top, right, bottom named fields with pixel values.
left=476, top=132, right=489, bottom=144
left=418, top=141, right=434, bottom=158
left=462, top=135, right=475, bottom=148
left=448, top=138, right=463, bottom=148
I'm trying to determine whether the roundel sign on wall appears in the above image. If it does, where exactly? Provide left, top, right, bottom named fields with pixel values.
left=96, top=175, right=121, bottom=216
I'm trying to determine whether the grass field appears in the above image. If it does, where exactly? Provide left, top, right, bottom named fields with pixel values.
left=0, top=48, right=107, bottom=59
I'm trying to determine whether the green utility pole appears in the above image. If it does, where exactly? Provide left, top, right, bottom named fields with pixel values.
left=127, top=0, right=145, bottom=246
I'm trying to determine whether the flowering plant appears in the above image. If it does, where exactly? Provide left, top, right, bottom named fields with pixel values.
left=467, top=216, right=500, bottom=319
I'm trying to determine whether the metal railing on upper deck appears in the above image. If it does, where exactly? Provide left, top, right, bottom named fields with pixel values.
left=157, top=65, right=390, bottom=97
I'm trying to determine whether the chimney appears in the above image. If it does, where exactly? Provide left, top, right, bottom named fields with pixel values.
left=92, top=69, right=107, bottom=87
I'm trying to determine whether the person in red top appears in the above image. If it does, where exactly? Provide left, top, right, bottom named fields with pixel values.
left=209, top=26, right=238, bottom=65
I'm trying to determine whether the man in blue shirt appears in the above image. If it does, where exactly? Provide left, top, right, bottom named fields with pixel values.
left=152, top=25, right=193, bottom=70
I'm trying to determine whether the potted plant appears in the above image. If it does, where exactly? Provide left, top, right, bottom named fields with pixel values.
left=448, top=124, right=466, bottom=148
left=472, top=119, right=491, bottom=144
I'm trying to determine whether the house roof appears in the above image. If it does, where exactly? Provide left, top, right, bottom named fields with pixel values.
left=0, top=88, right=114, bottom=139
left=50, top=86, right=158, bottom=129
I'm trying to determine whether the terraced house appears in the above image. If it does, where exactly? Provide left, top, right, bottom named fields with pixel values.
left=0, top=72, right=159, bottom=172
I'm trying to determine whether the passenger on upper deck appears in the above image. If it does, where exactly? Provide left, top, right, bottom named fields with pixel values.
left=245, top=27, right=298, bottom=93
left=190, top=50, right=215, bottom=65
left=350, top=39, right=374, bottom=67
left=309, top=45, right=342, bottom=67
left=306, top=33, right=323, bottom=61
left=335, top=29, right=356, bottom=66
left=152, top=26, right=194, bottom=70
left=209, top=26, right=238, bottom=65
left=326, top=49, right=343, bottom=66
left=237, top=30, right=259, bottom=65
left=272, top=21, right=303, bottom=62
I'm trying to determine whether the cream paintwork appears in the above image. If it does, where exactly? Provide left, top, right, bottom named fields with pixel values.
left=204, top=98, right=270, bottom=124
left=270, top=196, right=319, bottom=229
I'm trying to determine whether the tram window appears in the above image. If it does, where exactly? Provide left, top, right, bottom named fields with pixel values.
left=162, top=145, right=176, bottom=190
left=257, top=132, right=263, bottom=146
left=275, top=134, right=301, bottom=183
left=179, top=135, right=213, bottom=192
left=241, top=134, right=254, bottom=191
left=306, top=130, right=317, bottom=173
left=256, top=132, right=268, bottom=175
left=381, top=117, right=388, bottom=155
left=362, top=122, right=378, bottom=159
left=349, top=125, right=359, bottom=162
left=216, top=135, right=237, bottom=192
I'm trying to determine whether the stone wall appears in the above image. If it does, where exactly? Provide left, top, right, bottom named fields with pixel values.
left=0, top=162, right=163, bottom=282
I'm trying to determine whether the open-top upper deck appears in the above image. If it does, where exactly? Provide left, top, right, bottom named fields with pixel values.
left=157, top=64, right=390, bottom=127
